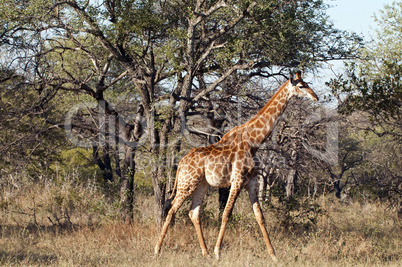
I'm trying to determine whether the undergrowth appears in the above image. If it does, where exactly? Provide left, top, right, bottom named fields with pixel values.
left=0, top=172, right=400, bottom=266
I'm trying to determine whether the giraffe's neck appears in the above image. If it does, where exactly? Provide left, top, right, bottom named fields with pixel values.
left=242, top=81, right=291, bottom=148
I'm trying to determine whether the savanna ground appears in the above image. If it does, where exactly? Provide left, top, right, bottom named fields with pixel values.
left=0, top=174, right=400, bottom=266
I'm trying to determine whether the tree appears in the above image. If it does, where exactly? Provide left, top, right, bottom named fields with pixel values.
left=327, top=1, right=401, bottom=207
left=0, top=69, right=66, bottom=175
left=330, top=1, right=401, bottom=140
left=1, top=0, right=362, bottom=225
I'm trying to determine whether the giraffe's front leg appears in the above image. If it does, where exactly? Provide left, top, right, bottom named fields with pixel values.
left=214, top=181, right=242, bottom=259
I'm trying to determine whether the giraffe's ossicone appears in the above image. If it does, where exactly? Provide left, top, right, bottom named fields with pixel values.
left=155, top=71, right=318, bottom=262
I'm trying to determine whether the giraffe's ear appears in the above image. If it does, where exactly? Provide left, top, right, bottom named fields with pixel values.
left=295, top=71, right=302, bottom=80
left=289, top=74, right=294, bottom=83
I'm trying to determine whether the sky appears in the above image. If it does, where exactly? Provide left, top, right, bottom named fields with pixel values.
left=310, top=0, right=395, bottom=91
left=324, top=0, right=395, bottom=36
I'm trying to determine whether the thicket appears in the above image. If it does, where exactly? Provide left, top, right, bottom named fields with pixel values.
left=0, top=0, right=400, bottom=241
left=0, top=171, right=400, bottom=266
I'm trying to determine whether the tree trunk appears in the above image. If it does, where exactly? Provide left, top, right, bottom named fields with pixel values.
left=157, top=117, right=172, bottom=223
left=120, top=146, right=135, bottom=221
left=259, top=173, right=267, bottom=203
left=219, top=187, right=231, bottom=216
left=93, top=145, right=107, bottom=181
left=102, top=143, right=113, bottom=183
left=152, top=157, right=167, bottom=228
left=259, top=166, right=275, bottom=204
left=94, top=100, right=114, bottom=185
left=286, top=169, right=296, bottom=198
left=117, top=104, right=143, bottom=221
left=146, top=108, right=166, bottom=228
left=334, top=179, right=341, bottom=199
left=286, top=148, right=298, bottom=198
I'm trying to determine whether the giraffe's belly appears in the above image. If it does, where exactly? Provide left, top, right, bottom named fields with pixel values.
left=204, top=164, right=232, bottom=188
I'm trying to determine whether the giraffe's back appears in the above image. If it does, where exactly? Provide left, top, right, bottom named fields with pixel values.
left=176, top=142, right=252, bottom=188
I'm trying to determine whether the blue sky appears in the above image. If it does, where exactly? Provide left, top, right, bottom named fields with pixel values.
left=308, top=1, right=395, bottom=91
left=324, top=0, right=395, bottom=35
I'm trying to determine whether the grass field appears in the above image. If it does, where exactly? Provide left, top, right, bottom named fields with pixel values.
left=0, top=175, right=400, bottom=266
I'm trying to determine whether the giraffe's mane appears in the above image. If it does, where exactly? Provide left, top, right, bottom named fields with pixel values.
left=217, top=80, right=290, bottom=144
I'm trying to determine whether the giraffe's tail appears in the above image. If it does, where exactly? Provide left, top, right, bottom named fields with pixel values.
left=162, top=171, right=179, bottom=218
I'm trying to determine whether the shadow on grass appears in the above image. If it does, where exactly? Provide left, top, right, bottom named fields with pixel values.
left=0, top=250, right=58, bottom=265
left=0, top=222, right=99, bottom=239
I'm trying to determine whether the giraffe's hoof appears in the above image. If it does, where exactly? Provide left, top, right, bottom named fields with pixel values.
left=201, top=249, right=209, bottom=257
left=214, top=248, right=220, bottom=260
left=271, top=255, right=278, bottom=263
left=202, top=252, right=211, bottom=258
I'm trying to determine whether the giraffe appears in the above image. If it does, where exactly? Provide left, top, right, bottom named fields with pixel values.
left=155, top=71, right=318, bottom=262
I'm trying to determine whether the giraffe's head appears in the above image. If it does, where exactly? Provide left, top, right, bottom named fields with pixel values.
left=288, top=71, right=319, bottom=101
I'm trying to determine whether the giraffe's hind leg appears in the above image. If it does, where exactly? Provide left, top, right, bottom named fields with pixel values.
left=245, top=179, right=278, bottom=262
left=155, top=177, right=201, bottom=255
left=155, top=194, right=187, bottom=255
left=189, top=181, right=209, bottom=256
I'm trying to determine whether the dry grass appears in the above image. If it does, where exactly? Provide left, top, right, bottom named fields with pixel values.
left=0, top=174, right=401, bottom=266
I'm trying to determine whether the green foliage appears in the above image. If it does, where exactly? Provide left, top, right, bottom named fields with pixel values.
left=133, top=170, right=154, bottom=195
left=350, top=129, right=401, bottom=204
left=49, top=148, right=100, bottom=182
left=329, top=1, right=401, bottom=129
left=0, top=71, right=65, bottom=175
left=324, top=2, right=401, bottom=205
left=1, top=0, right=367, bottom=224
left=339, top=60, right=401, bottom=121
left=269, top=187, right=323, bottom=231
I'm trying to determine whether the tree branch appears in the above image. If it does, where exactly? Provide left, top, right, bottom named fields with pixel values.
left=193, top=61, right=254, bottom=102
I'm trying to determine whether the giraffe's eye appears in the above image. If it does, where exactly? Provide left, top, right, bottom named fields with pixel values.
left=297, top=83, right=309, bottom=89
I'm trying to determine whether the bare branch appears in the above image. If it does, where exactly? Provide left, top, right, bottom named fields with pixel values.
left=101, top=70, right=128, bottom=92
left=193, top=61, right=254, bottom=102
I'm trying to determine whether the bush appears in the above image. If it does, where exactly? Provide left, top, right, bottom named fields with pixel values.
left=0, top=171, right=120, bottom=229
